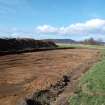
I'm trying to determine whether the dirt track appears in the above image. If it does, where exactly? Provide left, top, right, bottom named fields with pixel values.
left=0, top=49, right=100, bottom=105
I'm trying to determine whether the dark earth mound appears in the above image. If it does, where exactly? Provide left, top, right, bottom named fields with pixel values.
left=0, top=38, right=57, bottom=55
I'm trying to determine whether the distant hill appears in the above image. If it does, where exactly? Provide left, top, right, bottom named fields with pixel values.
left=45, top=38, right=105, bottom=45
left=45, top=39, right=77, bottom=44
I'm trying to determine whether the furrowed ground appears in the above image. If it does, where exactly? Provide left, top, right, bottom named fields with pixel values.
left=0, top=48, right=100, bottom=105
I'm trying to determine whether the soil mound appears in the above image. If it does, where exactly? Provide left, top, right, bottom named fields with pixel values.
left=0, top=38, right=57, bottom=54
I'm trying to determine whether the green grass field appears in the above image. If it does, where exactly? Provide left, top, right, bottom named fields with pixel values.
left=57, top=43, right=105, bottom=50
left=67, top=44, right=105, bottom=105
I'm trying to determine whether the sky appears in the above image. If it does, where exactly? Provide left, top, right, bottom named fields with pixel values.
left=0, top=0, right=105, bottom=41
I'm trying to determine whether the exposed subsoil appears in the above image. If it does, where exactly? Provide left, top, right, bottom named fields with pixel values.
left=0, top=49, right=100, bottom=105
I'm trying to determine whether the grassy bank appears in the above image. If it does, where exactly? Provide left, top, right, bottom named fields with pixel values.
left=69, top=46, right=105, bottom=105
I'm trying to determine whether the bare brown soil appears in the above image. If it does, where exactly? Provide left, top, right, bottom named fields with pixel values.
left=0, top=49, right=100, bottom=105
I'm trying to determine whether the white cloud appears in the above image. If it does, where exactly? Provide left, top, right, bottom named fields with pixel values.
left=36, top=25, right=58, bottom=33
left=36, top=19, right=105, bottom=36
left=0, top=27, right=34, bottom=38
left=0, top=18, right=105, bottom=40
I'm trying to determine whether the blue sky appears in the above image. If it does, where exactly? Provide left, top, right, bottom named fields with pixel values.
left=0, top=0, right=105, bottom=41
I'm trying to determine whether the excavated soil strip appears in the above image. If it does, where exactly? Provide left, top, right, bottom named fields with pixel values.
left=0, top=49, right=100, bottom=105
left=25, top=52, right=100, bottom=105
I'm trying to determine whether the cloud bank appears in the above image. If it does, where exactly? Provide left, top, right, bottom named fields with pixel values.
left=0, top=18, right=105, bottom=40
left=36, top=19, right=105, bottom=36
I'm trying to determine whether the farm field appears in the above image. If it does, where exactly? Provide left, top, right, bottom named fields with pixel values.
left=0, top=48, right=100, bottom=105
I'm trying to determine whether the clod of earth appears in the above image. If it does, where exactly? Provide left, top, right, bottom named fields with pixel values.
left=25, top=75, right=70, bottom=105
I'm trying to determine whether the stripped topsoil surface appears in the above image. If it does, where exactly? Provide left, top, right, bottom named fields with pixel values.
left=0, top=49, right=100, bottom=105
